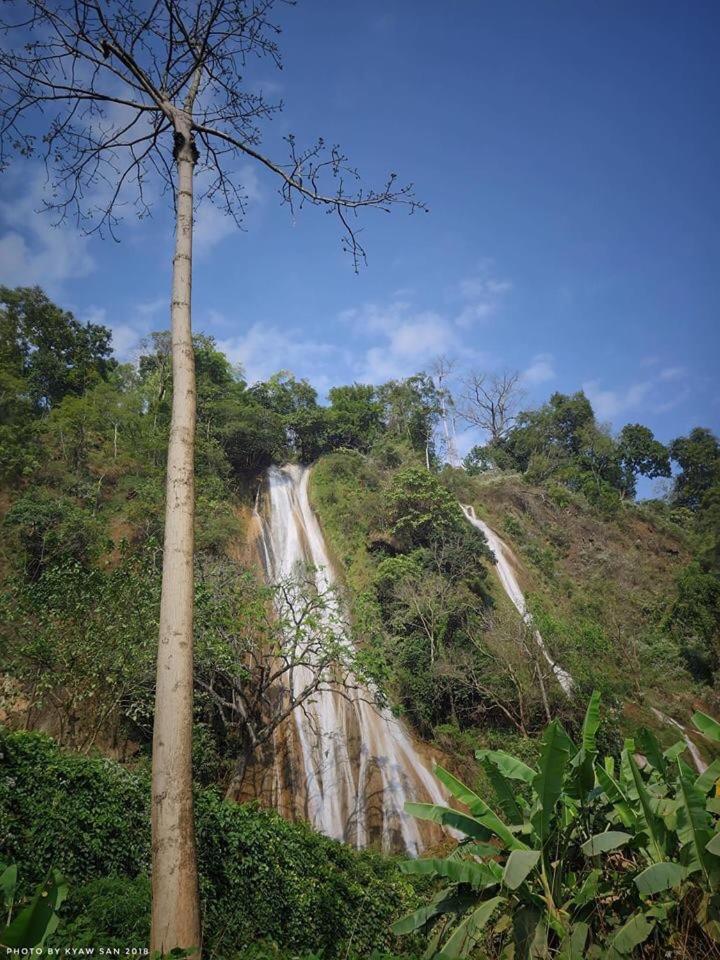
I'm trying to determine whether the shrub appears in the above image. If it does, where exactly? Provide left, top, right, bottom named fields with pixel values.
left=0, top=729, right=420, bottom=958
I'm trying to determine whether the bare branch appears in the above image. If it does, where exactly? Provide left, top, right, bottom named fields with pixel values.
left=458, top=370, right=524, bottom=444
left=1, top=0, right=423, bottom=266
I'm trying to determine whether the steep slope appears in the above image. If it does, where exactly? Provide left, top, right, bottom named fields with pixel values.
left=310, top=452, right=716, bottom=763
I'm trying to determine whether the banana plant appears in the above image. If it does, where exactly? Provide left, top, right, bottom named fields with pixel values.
left=594, top=718, right=720, bottom=944
left=394, top=695, right=720, bottom=959
left=393, top=693, right=614, bottom=959
left=0, top=863, right=68, bottom=949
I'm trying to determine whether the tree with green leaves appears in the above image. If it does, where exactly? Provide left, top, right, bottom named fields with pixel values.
left=617, top=423, right=671, bottom=499
left=326, top=383, right=383, bottom=451
left=0, top=287, right=115, bottom=414
left=670, top=427, right=720, bottom=510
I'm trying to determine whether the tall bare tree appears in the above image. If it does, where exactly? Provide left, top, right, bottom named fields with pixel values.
left=430, top=354, right=460, bottom=466
left=458, top=370, right=523, bottom=444
left=0, top=2, right=424, bottom=954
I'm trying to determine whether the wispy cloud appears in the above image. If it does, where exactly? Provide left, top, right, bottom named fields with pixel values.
left=522, top=353, right=556, bottom=385
left=658, top=366, right=687, bottom=382
left=583, top=361, right=692, bottom=421
left=342, top=300, right=460, bottom=382
left=217, top=321, right=349, bottom=390
left=583, top=379, right=653, bottom=419
left=0, top=173, right=95, bottom=291
left=453, top=262, right=512, bottom=328
left=194, top=165, right=262, bottom=258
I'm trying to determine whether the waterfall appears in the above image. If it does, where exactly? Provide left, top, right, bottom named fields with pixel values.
left=651, top=708, right=707, bottom=774
left=255, top=463, right=447, bottom=855
left=461, top=504, right=575, bottom=696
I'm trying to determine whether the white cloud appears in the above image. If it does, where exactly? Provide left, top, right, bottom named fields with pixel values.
left=658, top=366, right=686, bottom=382
left=217, top=322, right=349, bottom=389
left=80, top=304, right=148, bottom=361
left=583, top=379, right=652, bottom=420
left=193, top=203, right=237, bottom=258
left=453, top=266, right=512, bottom=329
left=194, top=164, right=262, bottom=258
left=0, top=174, right=95, bottom=291
left=136, top=297, right=166, bottom=318
left=110, top=324, right=145, bottom=360
left=522, top=353, right=556, bottom=385
left=342, top=300, right=458, bottom=382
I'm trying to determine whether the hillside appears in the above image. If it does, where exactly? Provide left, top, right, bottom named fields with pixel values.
left=2, top=286, right=720, bottom=956
left=309, top=450, right=717, bottom=771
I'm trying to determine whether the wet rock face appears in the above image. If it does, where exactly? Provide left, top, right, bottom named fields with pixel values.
left=250, top=463, right=446, bottom=855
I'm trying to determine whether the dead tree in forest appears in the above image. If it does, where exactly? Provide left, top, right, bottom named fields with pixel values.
left=458, top=370, right=523, bottom=444
left=0, top=2, right=425, bottom=954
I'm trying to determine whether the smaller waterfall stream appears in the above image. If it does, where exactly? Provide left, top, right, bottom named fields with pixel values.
left=257, top=464, right=447, bottom=854
left=651, top=708, right=707, bottom=774
left=461, top=504, right=575, bottom=696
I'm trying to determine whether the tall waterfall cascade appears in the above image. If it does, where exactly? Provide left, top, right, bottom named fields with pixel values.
left=461, top=504, right=575, bottom=696
left=255, top=464, right=447, bottom=855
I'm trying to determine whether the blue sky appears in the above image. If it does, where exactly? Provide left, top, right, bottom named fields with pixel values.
left=1, top=0, right=718, bottom=465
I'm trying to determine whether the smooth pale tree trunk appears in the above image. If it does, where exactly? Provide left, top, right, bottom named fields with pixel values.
left=150, top=127, right=202, bottom=956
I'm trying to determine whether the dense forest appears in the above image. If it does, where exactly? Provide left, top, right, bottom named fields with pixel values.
left=2, top=286, right=720, bottom=958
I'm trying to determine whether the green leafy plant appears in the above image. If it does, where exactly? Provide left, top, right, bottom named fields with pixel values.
left=394, top=694, right=720, bottom=959
left=0, top=863, right=68, bottom=948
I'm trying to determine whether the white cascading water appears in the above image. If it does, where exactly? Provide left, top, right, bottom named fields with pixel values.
left=651, top=708, right=707, bottom=773
left=256, top=463, right=447, bottom=855
left=460, top=504, right=713, bottom=771
left=461, top=504, right=575, bottom=696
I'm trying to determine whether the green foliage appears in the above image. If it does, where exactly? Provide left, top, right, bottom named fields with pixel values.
left=0, top=863, right=68, bottom=948
left=617, top=424, right=671, bottom=498
left=0, top=285, right=115, bottom=414
left=0, top=555, right=159, bottom=746
left=387, top=467, right=467, bottom=547
left=61, top=876, right=150, bottom=949
left=327, top=383, right=383, bottom=451
left=312, top=454, right=503, bottom=736
left=665, top=561, right=720, bottom=681
left=670, top=427, right=720, bottom=511
left=397, top=695, right=720, bottom=958
left=4, top=488, right=105, bottom=579
left=0, top=730, right=420, bottom=958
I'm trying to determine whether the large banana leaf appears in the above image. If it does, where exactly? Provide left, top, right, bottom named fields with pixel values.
left=404, top=801, right=492, bottom=840
left=580, top=831, right=631, bottom=856
left=475, top=749, right=536, bottom=783
left=0, top=864, right=17, bottom=905
left=706, top=832, right=720, bottom=857
left=0, top=869, right=67, bottom=949
left=437, top=895, right=503, bottom=959
left=502, top=849, right=540, bottom=890
left=634, top=861, right=686, bottom=896
left=475, top=755, right=524, bottom=825
left=392, top=886, right=475, bottom=935
left=695, top=758, right=720, bottom=796
left=636, top=728, right=667, bottom=776
left=624, top=750, right=667, bottom=862
left=582, top=690, right=601, bottom=754
left=567, top=868, right=600, bottom=909
left=595, top=763, right=635, bottom=829
left=532, top=720, right=572, bottom=841
left=693, top=711, right=720, bottom=743
left=604, top=912, right=655, bottom=958
left=434, top=767, right=527, bottom=850
left=557, top=922, right=589, bottom=960
left=677, top=761, right=714, bottom=884
left=568, top=691, right=602, bottom=797
left=512, top=904, right=543, bottom=960
left=399, top=857, right=502, bottom=890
